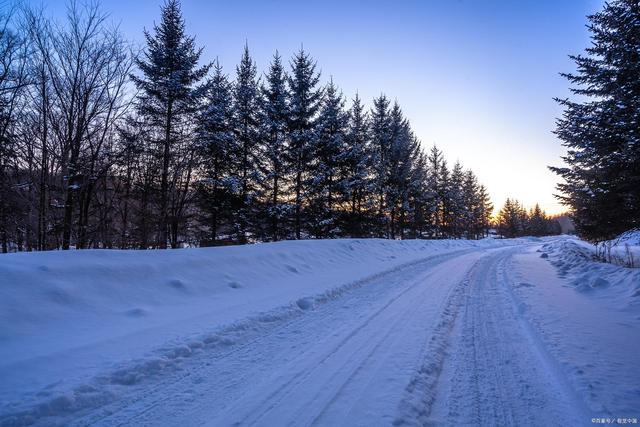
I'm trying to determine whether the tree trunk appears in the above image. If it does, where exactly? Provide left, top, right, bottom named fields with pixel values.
left=159, top=100, right=173, bottom=249
left=240, top=129, right=248, bottom=243
left=77, top=180, right=94, bottom=249
left=120, top=164, right=131, bottom=249
left=62, top=149, right=79, bottom=250
left=295, top=166, right=302, bottom=240
left=272, top=173, right=279, bottom=241
left=0, top=161, right=7, bottom=253
left=170, top=217, right=179, bottom=249
left=38, top=99, right=48, bottom=251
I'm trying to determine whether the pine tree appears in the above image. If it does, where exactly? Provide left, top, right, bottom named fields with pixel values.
left=196, top=60, right=235, bottom=243
left=398, top=134, right=423, bottom=239
left=287, top=48, right=322, bottom=239
left=475, top=185, right=493, bottom=238
left=307, top=78, right=347, bottom=238
left=438, top=159, right=451, bottom=237
left=461, top=169, right=478, bottom=238
left=258, top=51, right=290, bottom=241
left=369, top=95, right=392, bottom=236
left=231, top=44, right=261, bottom=242
left=407, top=149, right=432, bottom=238
left=497, top=198, right=524, bottom=238
left=426, top=145, right=445, bottom=238
left=551, top=0, right=640, bottom=241
left=528, top=203, right=546, bottom=237
left=385, top=102, right=414, bottom=239
left=340, top=93, right=372, bottom=237
left=447, top=161, right=465, bottom=238
left=131, top=0, right=210, bottom=248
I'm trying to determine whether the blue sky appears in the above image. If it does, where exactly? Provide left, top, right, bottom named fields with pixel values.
left=40, top=0, right=603, bottom=214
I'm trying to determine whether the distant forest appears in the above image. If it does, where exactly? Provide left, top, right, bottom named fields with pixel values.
left=0, top=0, right=559, bottom=252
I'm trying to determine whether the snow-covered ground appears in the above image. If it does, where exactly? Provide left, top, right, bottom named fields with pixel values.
left=0, top=236, right=638, bottom=426
left=604, top=229, right=640, bottom=268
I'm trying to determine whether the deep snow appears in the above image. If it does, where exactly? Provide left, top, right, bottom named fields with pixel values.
left=0, top=236, right=638, bottom=426
left=0, top=238, right=513, bottom=425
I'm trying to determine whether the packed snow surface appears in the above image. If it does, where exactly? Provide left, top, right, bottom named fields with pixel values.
left=0, top=236, right=638, bottom=426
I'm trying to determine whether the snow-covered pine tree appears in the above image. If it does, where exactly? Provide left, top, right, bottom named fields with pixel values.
left=399, top=134, right=424, bottom=239
left=307, top=78, right=347, bottom=238
left=231, top=44, right=262, bottom=243
left=447, top=161, right=465, bottom=238
left=426, top=145, right=445, bottom=238
left=287, top=48, right=322, bottom=239
left=461, top=169, right=478, bottom=239
left=475, top=184, right=493, bottom=238
left=385, top=102, right=414, bottom=239
left=131, top=0, right=210, bottom=248
left=406, top=148, right=432, bottom=239
left=258, top=51, right=290, bottom=241
left=551, top=0, right=640, bottom=241
left=369, top=95, right=392, bottom=237
left=196, top=60, right=236, bottom=244
left=340, top=93, right=372, bottom=237
left=438, top=159, right=451, bottom=237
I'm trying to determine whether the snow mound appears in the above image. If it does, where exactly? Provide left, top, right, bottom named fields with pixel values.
left=540, top=238, right=640, bottom=301
left=614, top=229, right=640, bottom=246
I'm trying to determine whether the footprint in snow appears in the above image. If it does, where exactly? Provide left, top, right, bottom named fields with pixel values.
left=125, top=307, right=147, bottom=317
left=168, top=279, right=187, bottom=290
left=516, top=282, right=534, bottom=288
left=46, top=286, right=75, bottom=306
left=296, top=297, right=314, bottom=311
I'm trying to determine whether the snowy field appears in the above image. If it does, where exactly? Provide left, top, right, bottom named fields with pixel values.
left=0, top=236, right=639, bottom=426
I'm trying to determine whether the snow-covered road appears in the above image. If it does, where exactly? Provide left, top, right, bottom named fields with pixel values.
left=429, top=246, right=588, bottom=426
left=75, top=248, right=489, bottom=427
left=1, top=238, right=638, bottom=426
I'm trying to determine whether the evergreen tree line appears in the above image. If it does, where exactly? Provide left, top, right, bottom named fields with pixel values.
left=551, top=0, right=640, bottom=242
left=0, top=0, right=494, bottom=252
left=495, top=199, right=561, bottom=238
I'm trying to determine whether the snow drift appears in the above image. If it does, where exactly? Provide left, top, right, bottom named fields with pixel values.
left=539, top=235, right=640, bottom=300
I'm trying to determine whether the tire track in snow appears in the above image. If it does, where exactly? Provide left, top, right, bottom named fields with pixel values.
left=426, top=246, right=589, bottom=427
left=213, top=249, right=489, bottom=427
left=293, top=255, right=473, bottom=426
left=237, top=279, right=424, bottom=426
left=60, top=247, right=485, bottom=427
left=307, top=261, right=482, bottom=427
left=391, top=248, right=502, bottom=426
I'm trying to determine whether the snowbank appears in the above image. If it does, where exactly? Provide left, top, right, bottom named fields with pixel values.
left=614, top=229, right=640, bottom=246
left=0, top=238, right=515, bottom=425
left=512, top=237, right=640, bottom=417
left=608, top=229, right=640, bottom=267
left=538, top=236, right=640, bottom=301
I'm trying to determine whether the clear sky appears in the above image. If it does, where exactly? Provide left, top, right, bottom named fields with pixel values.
left=38, top=0, right=604, bottom=215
